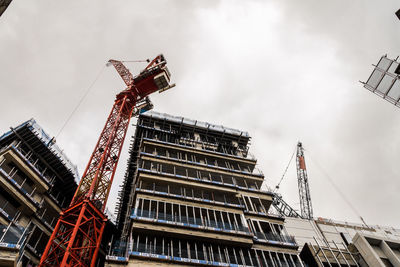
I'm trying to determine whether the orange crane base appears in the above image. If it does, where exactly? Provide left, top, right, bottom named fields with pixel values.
left=40, top=200, right=106, bottom=266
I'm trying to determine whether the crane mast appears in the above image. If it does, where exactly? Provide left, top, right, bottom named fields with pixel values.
left=40, top=55, right=174, bottom=267
left=296, top=141, right=313, bottom=220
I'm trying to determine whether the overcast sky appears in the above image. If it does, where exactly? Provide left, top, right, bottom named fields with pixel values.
left=1, top=0, right=400, bottom=228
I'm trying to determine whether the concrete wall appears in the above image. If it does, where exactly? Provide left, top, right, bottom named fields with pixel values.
left=353, top=233, right=400, bottom=267
left=284, top=217, right=325, bottom=250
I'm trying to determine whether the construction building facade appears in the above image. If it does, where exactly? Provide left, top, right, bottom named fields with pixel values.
left=0, top=119, right=78, bottom=266
left=106, top=111, right=303, bottom=266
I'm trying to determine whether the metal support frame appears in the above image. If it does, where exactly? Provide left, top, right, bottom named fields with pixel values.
left=332, top=240, right=352, bottom=266
left=310, top=237, right=361, bottom=267
left=270, top=142, right=313, bottom=220
left=271, top=193, right=301, bottom=218
left=362, top=55, right=400, bottom=108
left=72, top=97, right=134, bottom=210
left=313, top=237, right=332, bottom=267
left=323, top=240, right=341, bottom=266
left=309, top=244, right=325, bottom=267
left=337, top=240, right=360, bottom=267
left=39, top=200, right=106, bottom=266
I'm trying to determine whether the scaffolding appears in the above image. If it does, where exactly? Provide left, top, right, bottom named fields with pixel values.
left=300, top=238, right=360, bottom=267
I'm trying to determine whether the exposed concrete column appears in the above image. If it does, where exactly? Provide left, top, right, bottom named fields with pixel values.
left=380, top=240, right=400, bottom=267
left=352, top=233, right=385, bottom=267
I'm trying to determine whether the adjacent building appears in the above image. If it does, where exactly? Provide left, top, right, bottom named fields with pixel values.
left=353, top=232, right=400, bottom=267
left=0, top=119, right=78, bottom=266
left=285, top=216, right=400, bottom=267
left=106, top=111, right=303, bottom=266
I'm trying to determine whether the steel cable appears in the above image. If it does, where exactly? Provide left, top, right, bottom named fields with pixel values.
left=55, top=64, right=106, bottom=140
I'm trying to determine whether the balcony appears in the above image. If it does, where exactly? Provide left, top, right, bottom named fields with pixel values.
left=107, top=233, right=297, bottom=267
left=11, top=145, right=55, bottom=185
left=253, top=231, right=297, bottom=247
left=142, top=137, right=253, bottom=162
left=132, top=209, right=250, bottom=235
left=0, top=223, right=26, bottom=249
left=36, top=207, right=57, bottom=229
left=129, top=250, right=233, bottom=267
left=120, top=234, right=256, bottom=266
left=135, top=188, right=244, bottom=209
left=140, top=151, right=263, bottom=178
left=138, top=167, right=269, bottom=196
left=0, top=198, right=19, bottom=222
left=0, top=146, right=52, bottom=193
left=0, top=164, right=41, bottom=210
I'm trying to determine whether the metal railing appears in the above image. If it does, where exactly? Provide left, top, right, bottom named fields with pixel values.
left=0, top=197, right=18, bottom=221
left=134, top=209, right=249, bottom=234
left=0, top=223, right=25, bottom=246
left=142, top=136, right=252, bottom=161
left=36, top=207, right=57, bottom=229
left=140, top=151, right=263, bottom=176
left=136, top=188, right=243, bottom=208
left=139, top=167, right=264, bottom=194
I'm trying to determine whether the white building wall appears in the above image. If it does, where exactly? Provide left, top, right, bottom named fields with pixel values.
left=284, top=217, right=325, bottom=250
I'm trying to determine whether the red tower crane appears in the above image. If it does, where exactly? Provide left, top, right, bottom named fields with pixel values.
left=39, top=55, right=174, bottom=267
left=271, top=142, right=313, bottom=220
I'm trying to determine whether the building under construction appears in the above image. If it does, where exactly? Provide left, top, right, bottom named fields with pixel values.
left=1, top=114, right=399, bottom=267
left=106, top=111, right=303, bottom=266
left=0, top=119, right=78, bottom=266
left=103, top=111, right=400, bottom=267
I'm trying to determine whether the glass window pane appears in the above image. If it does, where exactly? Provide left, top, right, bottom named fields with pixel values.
left=366, top=69, right=384, bottom=89
left=387, top=79, right=400, bottom=101
left=376, top=73, right=395, bottom=95
left=377, top=56, right=392, bottom=71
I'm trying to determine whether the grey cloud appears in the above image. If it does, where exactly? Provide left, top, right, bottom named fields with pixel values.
left=0, top=0, right=399, bottom=227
